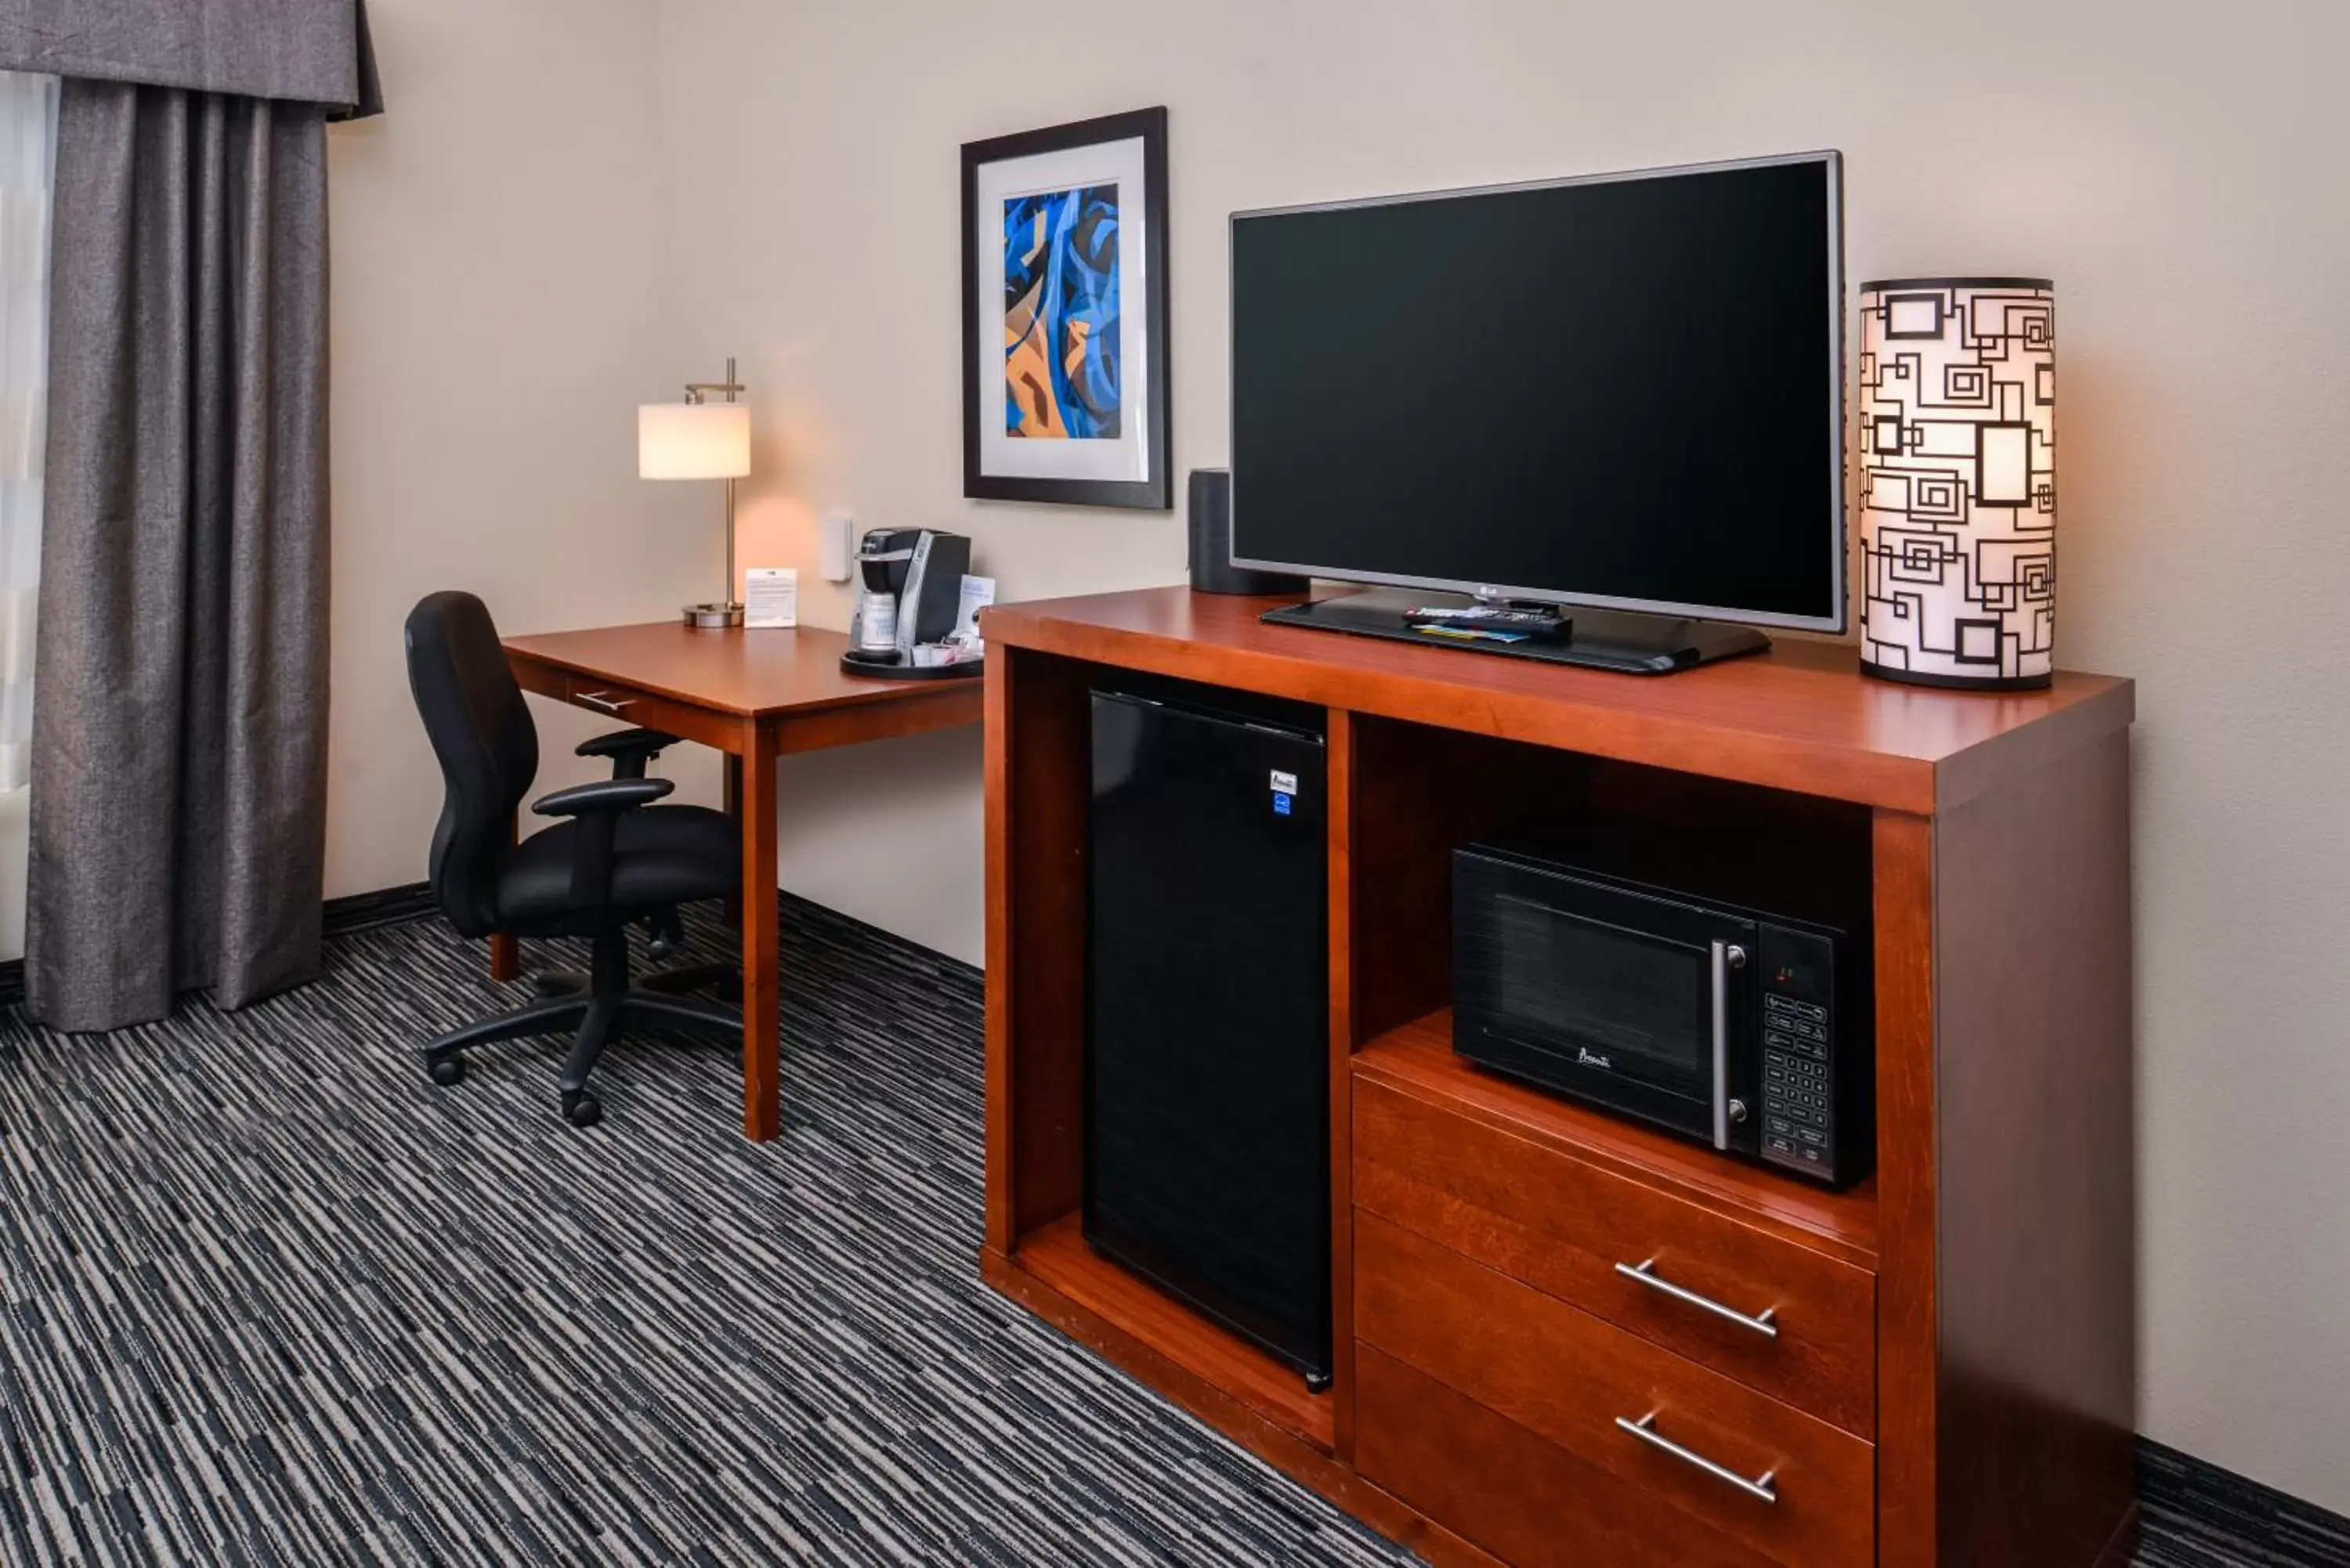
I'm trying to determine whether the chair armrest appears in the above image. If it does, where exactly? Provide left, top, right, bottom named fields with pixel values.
left=577, top=727, right=678, bottom=781
left=577, top=728, right=678, bottom=761
left=530, top=777, right=675, bottom=818
left=532, top=775, right=674, bottom=912
left=577, top=727, right=678, bottom=758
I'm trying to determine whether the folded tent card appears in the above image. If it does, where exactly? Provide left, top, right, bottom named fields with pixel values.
left=956, top=575, right=996, bottom=641
left=743, top=567, right=798, bottom=629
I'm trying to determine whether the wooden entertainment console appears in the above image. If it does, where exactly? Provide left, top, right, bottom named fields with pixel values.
left=980, top=586, right=2138, bottom=1568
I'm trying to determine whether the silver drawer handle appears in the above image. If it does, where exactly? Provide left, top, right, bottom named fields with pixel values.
left=576, top=691, right=634, bottom=716
left=1615, top=1258, right=1779, bottom=1339
left=1615, top=1411, right=1779, bottom=1505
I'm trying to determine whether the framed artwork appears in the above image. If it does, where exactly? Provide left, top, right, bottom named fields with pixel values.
left=962, top=107, right=1170, bottom=510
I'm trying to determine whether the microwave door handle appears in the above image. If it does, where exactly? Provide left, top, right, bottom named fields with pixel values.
left=1708, top=940, right=1748, bottom=1148
left=1711, top=941, right=1730, bottom=1149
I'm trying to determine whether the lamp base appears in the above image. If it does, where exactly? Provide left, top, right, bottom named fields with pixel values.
left=1859, top=658, right=2052, bottom=692
left=682, top=602, right=746, bottom=629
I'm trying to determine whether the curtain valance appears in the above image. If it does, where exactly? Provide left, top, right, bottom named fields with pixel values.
left=0, top=0, right=378, bottom=117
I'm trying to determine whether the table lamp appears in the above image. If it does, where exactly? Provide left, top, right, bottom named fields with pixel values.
left=1857, top=280, right=2058, bottom=689
left=641, top=357, right=753, bottom=628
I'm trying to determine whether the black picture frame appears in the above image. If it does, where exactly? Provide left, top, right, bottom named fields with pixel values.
left=961, top=107, right=1170, bottom=511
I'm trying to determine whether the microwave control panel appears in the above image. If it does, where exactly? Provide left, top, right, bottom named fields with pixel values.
left=1756, top=925, right=1842, bottom=1182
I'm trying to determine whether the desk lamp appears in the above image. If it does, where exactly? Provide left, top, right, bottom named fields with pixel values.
left=641, top=358, right=753, bottom=628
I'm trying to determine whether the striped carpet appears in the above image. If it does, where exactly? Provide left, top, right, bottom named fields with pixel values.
left=2138, top=1444, right=2350, bottom=1568
left=0, top=901, right=2337, bottom=1566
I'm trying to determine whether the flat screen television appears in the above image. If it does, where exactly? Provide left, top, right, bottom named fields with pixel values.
left=1229, top=151, right=1845, bottom=673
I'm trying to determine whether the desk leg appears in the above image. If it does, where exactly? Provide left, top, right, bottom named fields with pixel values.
left=738, top=720, right=781, bottom=1140
left=722, top=754, right=745, bottom=926
left=490, top=808, right=521, bottom=982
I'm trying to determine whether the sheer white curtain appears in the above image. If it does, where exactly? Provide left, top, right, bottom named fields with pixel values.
left=0, top=70, right=54, bottom=959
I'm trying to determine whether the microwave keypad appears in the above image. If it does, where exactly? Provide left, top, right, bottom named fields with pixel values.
left=1756, top=927, right=1844, bottom=1183
left=1762, top=1006, right=1835, bottom=1172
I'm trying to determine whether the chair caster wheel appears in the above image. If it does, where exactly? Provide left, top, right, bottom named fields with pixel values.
left=644, top=910, right=685, bottom=963
left=561, top=1092, right=603, bottom=1129
left=427, top=1057, right=465, bottom=1087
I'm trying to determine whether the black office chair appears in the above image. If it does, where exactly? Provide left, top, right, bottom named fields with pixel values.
left=403, top=591, right=742, bottom=1127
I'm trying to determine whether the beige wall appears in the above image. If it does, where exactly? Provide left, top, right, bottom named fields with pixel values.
left=324, top=0, right=982, bottom=948
left=647, top=0, right=2350, bottom=1512
left=324, top=0, right=726, bottom=904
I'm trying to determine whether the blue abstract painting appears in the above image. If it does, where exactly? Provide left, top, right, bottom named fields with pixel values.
left=1003, top=185, right=1122, bottom=440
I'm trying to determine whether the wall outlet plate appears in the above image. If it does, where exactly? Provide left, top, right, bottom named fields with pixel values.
left=820, top=512, right=855, bottom=582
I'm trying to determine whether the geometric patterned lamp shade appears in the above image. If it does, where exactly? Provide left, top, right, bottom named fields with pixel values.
left=1858, top=277, right=2057, bottom=689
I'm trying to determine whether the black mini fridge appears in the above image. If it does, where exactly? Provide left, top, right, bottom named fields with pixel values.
left=1085, top=681, right=1332, bottom=1386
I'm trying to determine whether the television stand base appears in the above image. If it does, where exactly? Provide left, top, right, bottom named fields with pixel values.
left=1260, top=590, right=1770, bottom=675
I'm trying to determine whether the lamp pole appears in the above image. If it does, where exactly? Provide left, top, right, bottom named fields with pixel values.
left=680, top=356, right=749, bottom=621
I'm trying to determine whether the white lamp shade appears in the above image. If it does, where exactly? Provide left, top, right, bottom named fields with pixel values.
left=1857, top=277, right=2058, bottom=690
left=638, top=402, right=751, bottom=480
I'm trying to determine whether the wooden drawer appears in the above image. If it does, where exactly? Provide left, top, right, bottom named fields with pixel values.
left=1356, top=1213, right=1872, bottom=1568
left=551, top=671, right=735, bottom=751
left=1361, top=1348, right=1769, bottom=1568
left=1354, top=1075, right=1876, bottom=1436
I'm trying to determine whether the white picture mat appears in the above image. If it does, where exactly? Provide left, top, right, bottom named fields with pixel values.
left=973, top=135, right=1151, bottom=483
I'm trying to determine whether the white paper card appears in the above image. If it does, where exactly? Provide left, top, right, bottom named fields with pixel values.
left=956, top=574, right=997, bottom=638
left=744, top=567, right=798, bottom=629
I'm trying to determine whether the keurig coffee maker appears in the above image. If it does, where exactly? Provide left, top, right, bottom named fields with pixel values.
left=843, top=528, right=977, bottom=678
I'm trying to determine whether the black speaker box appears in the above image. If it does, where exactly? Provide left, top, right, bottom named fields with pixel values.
left=1188, top=470, right=1308, bottom=596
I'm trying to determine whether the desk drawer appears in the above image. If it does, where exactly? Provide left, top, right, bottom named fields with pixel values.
left=551, top=674, right=733, bottom=751
left=1354, top=1076, right=1875, bottom=1436
left=1356, top=1214, right=1872, bottom=1568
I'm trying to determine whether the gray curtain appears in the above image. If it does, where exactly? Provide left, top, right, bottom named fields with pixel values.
left=24, top=78, right=331, bottom=1031
left=0, top=0, right=379, bottom=118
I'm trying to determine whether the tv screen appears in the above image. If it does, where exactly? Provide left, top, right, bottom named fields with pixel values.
left=1230, top=154, right=1844, bottom=630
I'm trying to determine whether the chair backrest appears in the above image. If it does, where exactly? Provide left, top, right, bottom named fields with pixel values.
left=403, top=591, right=537, bottom=937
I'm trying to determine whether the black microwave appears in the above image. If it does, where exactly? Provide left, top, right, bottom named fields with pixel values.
left=1452, top=846, right=1872, bottom=1188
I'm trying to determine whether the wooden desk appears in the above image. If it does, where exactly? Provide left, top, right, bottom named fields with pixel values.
left=500, top=620, right=983, bottom=1140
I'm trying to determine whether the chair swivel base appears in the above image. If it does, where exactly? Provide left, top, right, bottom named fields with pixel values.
left=425, top=930, right=741, bottom=1127
left=530, top=963, right=740, bottom=1003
